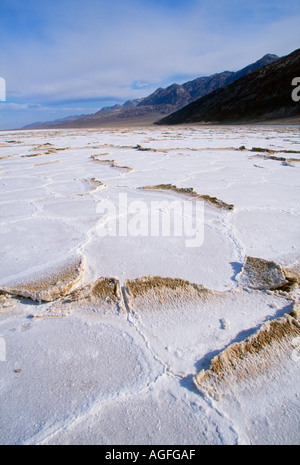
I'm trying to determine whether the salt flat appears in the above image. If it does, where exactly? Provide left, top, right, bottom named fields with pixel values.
left=0, top=125, right=299, bottom=445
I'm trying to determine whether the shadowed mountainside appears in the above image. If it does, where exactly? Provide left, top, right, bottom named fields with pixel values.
left=156, top=49, right=300, bottom=125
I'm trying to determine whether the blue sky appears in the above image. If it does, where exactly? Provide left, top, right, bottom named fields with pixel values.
left=0, top=0, right=299, bottom=129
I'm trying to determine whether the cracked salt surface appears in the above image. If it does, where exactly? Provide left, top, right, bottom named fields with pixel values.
left=0, top=125, right=299, bottom=445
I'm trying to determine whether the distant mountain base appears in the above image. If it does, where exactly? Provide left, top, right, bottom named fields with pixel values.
left=24, top=105, right=176, bottom=130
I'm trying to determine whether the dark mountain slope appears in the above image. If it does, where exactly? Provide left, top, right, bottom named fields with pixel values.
left=138, top=54, right=279, bottom=109
left=156, top=49, right=300, bottom=125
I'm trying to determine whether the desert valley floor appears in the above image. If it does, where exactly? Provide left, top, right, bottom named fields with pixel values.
left=0, top=125, right=299, bottom=445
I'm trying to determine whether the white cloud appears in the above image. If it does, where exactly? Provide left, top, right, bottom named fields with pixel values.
left=0, top=103, right=30, bottom=110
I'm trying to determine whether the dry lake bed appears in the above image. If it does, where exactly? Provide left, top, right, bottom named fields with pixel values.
left=0, top=125, right=299, bottom=445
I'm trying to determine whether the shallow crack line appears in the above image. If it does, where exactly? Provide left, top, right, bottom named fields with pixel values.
left=221, top=210, right=246, bottom=271
left=121, top=285, right=131, bottom=315
left=121, top=286, right=173, bottom=377
left=28, top=368, right=168, bottom=446
left=126, top=314, right=169, bottom=375
left=121, top=286, right=190, bottom=383
left=199, top=390, right=243, bottom=445
left=27, top=289, right=168, bottom=445
left=34, top=377, right=166, bottom=445
left=122, top=286, right=206, bottom=382
left=124, top=315, right=189, bottom=382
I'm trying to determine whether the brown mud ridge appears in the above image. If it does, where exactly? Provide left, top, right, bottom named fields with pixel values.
left=84, top=178, right=107, bottom=194
left=92, top=158, right=133, bottom=173
left=237, top=146, right=300, bottom=155
left=238, top=256, right=299, bottom=293
left=22, top=153, right=47, bottom=158
left=44, top=277, right=125, bottom=317
left=140, top=184, right=234, bottom=211
left=90, top=153, right=111, bottom=160
left=0, top=292, right=15, bottom=310
left=135, top=144, right=236, bottom=153
left=32, top=160, right=60, bottom=167
left=0, top=154, right=18, bottom=160
left=252, top=154, right=300, bottom=166
left=123, top=276, right=215, bottom=312
left=134, top=144, right=175, bottom=152
left=238, top=146, right=300, bottom=166
left=250, top=147, right=300, bottom=155
left=32, top=143, right=53, bottom=151
left=283, top=262, right=300, bottom=292
left=98, top=143, right=134, bottom=150
left=194, top=303, right=300, bottom=400
left=0, top=256, right=85, bottom=303
left=32, top=144, right=70, bottom=153
left=1, top=254, right=296, bottom=308
left=22, top=146, right=70, bottom=158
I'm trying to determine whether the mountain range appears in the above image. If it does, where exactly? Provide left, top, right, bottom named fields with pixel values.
left=157, top=48, right=300, bottom=125
left=24, top=53, right=280, bottom=129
